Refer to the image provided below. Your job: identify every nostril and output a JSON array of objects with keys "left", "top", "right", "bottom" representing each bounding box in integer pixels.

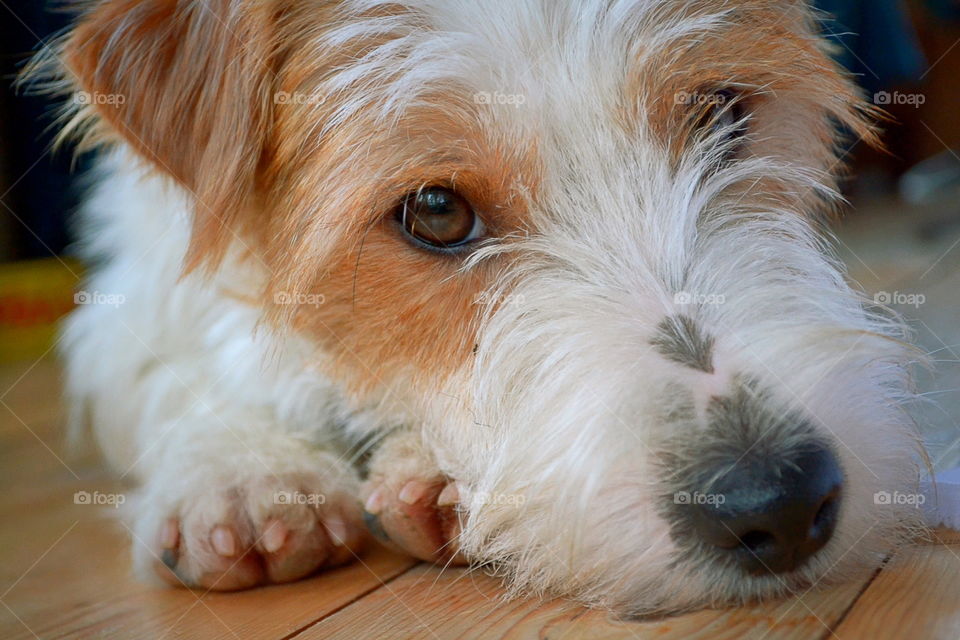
[
  {"left": 811, "top": 494, "right": 840, "bottom": 539},
  {"left": 738, "top": 530, "right": 776, "bottom": 554}
]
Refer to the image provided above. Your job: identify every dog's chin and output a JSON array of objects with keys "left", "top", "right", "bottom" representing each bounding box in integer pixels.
[{"left": 453, "top": 486, "right": 921, "bottom": 617}]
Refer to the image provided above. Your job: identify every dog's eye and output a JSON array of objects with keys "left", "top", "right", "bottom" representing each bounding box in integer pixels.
[
  {"left": 395, "top": 187, "right": 483, "bottom": 250},
  {"left": 695, "top": 89, "right": 746, "bottom": 148}
]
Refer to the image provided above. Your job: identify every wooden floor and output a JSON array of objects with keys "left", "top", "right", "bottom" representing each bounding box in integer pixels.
[{"left": 3, "top": 198, "right": 960, "bottom": 639}]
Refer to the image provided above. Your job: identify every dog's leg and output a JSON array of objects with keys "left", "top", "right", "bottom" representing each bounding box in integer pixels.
[
  {"left": 360, "top": 430, "right": 466, "bottom": 565},
  {"left": 60, "top": 217, "right": 367, "bottom": 588},
  {"left": 128, "top": 413, "right": 366, "bottom": 590}
]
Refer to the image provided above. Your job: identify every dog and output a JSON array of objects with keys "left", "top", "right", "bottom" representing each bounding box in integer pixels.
[{"left": 34, "top": 0, "right": 925, "bottom": 616}]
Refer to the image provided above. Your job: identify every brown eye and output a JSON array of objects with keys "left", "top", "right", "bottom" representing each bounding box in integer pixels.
[
  {"left": 396, "top": 187, "right": 483, "bottom": 249},
  {"left": 699, "top": 89, "right": 746, "bottom": 145}
]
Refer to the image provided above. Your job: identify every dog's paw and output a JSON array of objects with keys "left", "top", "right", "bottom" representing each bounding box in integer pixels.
[
  {"left": 360, "top": 431, "right": 466, "bottom": 565},
  {"left": 144, "top": 474, "right": 365, "bottom": 590}
]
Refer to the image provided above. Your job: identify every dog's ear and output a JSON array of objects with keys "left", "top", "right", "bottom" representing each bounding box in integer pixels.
[{"left": 59, "top": 0, "right": 279, "bottom": 268}]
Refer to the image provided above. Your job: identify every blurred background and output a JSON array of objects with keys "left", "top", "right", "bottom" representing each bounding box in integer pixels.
[{"left": 0, "top": 0, "right": 959, "bottom": 459}]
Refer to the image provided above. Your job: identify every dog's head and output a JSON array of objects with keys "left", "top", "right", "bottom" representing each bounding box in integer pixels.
[{"left": 50, "top": 0, "right": 924, "bottom": 615}]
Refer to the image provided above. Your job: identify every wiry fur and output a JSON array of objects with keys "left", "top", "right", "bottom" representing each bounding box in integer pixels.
[{"left": 32, "top": 0, "right": 925, "bottom": 614}]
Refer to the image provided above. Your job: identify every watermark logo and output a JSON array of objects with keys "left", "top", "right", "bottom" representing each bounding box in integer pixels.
[
  {"left": 874, "top": 291, "right": 925, "bottom": 309},
  {"left": 674, "top": 91, "right": 728, "bottom": 106},
  {"left": 274, "top": 91, "right": 326, "bottom": 106},
  {"left": 874, "top": 491, "right": 925, "bottom": 506},
  {"left": 473, "top": 91, "right": 526, "bottom": 108},
  {"left": 474, "top": 491, "right": 526, "bottom": 507},
  {"left": 873, "top": 91, "right": 925, "bottom": 108},
  {"left": 273, "top": 291, "right": 326, "bottom": 308},
  {"left": 74, "top": 490, "right": 126, "bottom": 508},
  {"left": 473, "top": 292, "right": 526, "bottom": 307},
  {"left": 674, "top": 291, "right": 726, "bottom": 306},
  {"left": 74, "top": 290, "right": 126, "bottom": 308},
  {"left": 674, "top": 490, "right": 727, "bottom": 506},
  {"left": 273, "top": 490, "right": 326, "bottom": 506},
  {"left": 74, "top": 91, "right": 126, "bottom": 108}
]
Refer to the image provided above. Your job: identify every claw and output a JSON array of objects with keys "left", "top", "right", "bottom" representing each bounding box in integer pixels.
[
  {"left": 324, "top": 514, "right": 349, "bottom": 546},
  {"left": 364, "top": 486, "right": 386, "bottom": 515},
  {"left": 437, "top": 483, "right": 460, "bottom": 507},
  {"left": 211, "top": 525, "right": 238, "bottom": 557},
  {"left": 398, "top": 480, "right": 431, "bottom": 505},
  {"left": 159, "top": 518, "right": 179, "bottom": 550},
  {"left": 161, "top": 548, "right": 179, "bottom": 570},
  {"left": 261, "top": 519, "right": 288, "bottom": 554},
  {"left": 363, "top": 510, "right": 391, "bottom": 542}
]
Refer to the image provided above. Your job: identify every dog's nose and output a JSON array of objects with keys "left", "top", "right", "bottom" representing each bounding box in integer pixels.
[{"left": 688, "top": 444, "right": 843, "bottom": 575}]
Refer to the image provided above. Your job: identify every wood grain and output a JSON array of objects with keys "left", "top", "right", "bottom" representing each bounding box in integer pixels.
[
  {"left": 0, "top": 358, "right": 417, "bottom": 640},
  {"left": 0, "top": 486, "right": 417, "bottom": 640},
  {"left": 304, "top": 564, "right": 875, "bottom": 640},
  {"left": 831, "top": 540, "right": 960, "bottom": 640}
]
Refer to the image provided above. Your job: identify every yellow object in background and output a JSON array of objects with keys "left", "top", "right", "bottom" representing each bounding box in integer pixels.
[{"left": 0, "top": 258, "right": 80, "bottom": 363}]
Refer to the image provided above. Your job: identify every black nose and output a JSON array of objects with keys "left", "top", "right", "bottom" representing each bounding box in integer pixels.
[{"left": 687, "top": 444, "right": 843, "bottom": 575}]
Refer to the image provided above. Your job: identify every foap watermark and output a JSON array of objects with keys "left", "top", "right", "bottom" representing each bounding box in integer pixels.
[
  {"left": 74, "top": 90, "right": 126, "bottom": 108},
  {"left": 674, "top": 291, "right": 726, "bottom": 307},
  {"left": 273, "top": 490, "right": 326, "bottom": 506},
  {"left": 75, "top": 290, "right": 126, "bottom": 308},
  {"left": 874, "top": 291, "right": 925, "bottom": 309},
  {"left": 674, "top": 90, "right": 728, "bottom": 106},
  {"left": 74, "top": 490, "right": 126, "bottom": 508},
  {"left": 473, "top": 91, "right": 526, "bottom": 108},
  {"left": 873, "top": 91, "right": 925, "bottom": 108},
  {"left": 274, "top": 291, "right": 327, "bottom": 308},
  {"left": 873, "top": 491, "right": 925, "bottom": 507},
  {"left": 274, "top": 91, "right": 326, "bottom": 106},
  {"left": 474, "top": 491, "right": 526, "bottom": 507},
  {"left": 674, "top": 490, "right": 727, "bottom": 506},
  {"left": 473, "top": 291, "right": 526, "bottom": 307}
]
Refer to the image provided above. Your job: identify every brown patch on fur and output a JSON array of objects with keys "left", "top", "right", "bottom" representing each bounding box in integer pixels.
[
  {"left": 265, "top": 98, "right": 540, "bottom": 395},
  {"left": 57, "top": 0, "right": 294, "bottom": 270},
  {"left": 628, "top": 0, "right": 880, "bottom": 212},
  {"left": 242, "top": 4, "right": 541, "bottom": 395}
]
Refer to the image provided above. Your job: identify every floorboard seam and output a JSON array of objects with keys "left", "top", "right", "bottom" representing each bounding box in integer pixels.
[
  {"left": 822, "top": 557, "right": 888, "bottom": 639},
  {"left": 279, "top": 562, "right": 423, "bottom": 640}
]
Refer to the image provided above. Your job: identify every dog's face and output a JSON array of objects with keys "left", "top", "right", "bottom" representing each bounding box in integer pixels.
[{"left": 57, "top": 0, "right": 923, "bottom": 614}]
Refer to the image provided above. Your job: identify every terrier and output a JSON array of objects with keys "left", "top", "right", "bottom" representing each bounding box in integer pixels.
[{"left": 38, "top": 0, "right": 924, "bottom": 615}]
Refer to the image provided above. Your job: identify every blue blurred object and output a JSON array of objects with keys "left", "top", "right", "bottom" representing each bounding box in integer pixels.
[
  {"left": 926, "top": 0, "right": 960, "bottom": 20},
  {"left": 1, "top": 1, "right": 81, "bottom": 260},
  {"left": 815, "top": 0, "right": 926, "bottom": 92}
]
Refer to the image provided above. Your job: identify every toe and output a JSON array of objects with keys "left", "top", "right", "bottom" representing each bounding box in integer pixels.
[
  {"left": 170, "top": 522, "right": 264, "bottom": 591},
  {"left": 365, "top": 479, "right": 465, "bottom": 564},
  {"left": 194, "top": 548, "right": 264, "bottom": 591},
  {"left": 153, "top": 518, "right": 188, "bottom": 587},
  {"left": 322, "top": 504, "right": 366, "bottom": 566},
  {"left": 258, "top": 519, "right": 330, "bottom": 584},
  {"left": 255, "top": 501, "right": 366, "bottom": 583}
]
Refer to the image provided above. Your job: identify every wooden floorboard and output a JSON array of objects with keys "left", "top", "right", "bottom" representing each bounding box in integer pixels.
[
  {"left": 830, "top": 542, "right": 960, "bottom": 640},
  {"left": 304, "top": 564, "right": 876, "bottom": 640}
]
